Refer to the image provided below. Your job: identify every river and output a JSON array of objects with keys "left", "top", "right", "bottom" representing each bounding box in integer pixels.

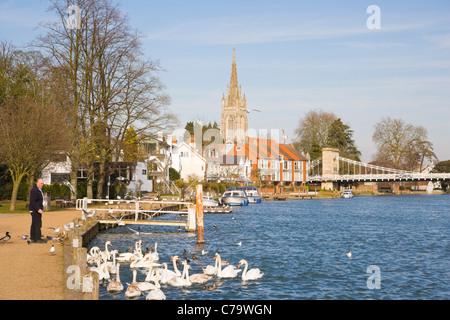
[{"left": 87, "top": 194, "right": 449, "bottom": 300}]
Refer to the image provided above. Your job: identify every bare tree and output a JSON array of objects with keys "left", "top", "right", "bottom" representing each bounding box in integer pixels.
[
  {"left": 372, "top": 117, "right": 434, "bottom": 170},
  {"left": 37, "top": 0, "right": 176, "bottom": 199},
  {"left": 0, "top": 97, "right": 69, "bottom": 210}
]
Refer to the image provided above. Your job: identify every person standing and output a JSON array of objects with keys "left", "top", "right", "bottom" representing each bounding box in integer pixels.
[{"left": 28, "top": 178, "right": 47, "bottom": 243}]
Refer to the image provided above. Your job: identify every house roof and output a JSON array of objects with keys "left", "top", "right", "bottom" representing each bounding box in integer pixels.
[{"left": 223, "top": 137, "right": 307, "bottom": 162}]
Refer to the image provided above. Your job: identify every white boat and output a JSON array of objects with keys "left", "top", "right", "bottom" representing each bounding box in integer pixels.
[
  {"left": 341, "top": 190, "right": 354, "bottom": 198},
  {"left": 203, "top": 196, "right": 219, "bottom": 207},
  {"left": 221, "top": 190, "right": 249, "bottom": 206},
  {"left": 227, "top": 187, "right": 262, "bottom": 204}
]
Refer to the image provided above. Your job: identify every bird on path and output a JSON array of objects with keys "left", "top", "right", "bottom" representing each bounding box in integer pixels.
[
  {"left": 18, "top": 235, "right": 29, "bottom": 240},
  {"left": 50, "top": 245, "right": 56, "bottom": 255},
  {"left": 0, "top": 232, "right": 11, "bottom": 244}
]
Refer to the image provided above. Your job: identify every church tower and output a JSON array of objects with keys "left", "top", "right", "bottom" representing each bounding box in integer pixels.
[{"left": 220, "top": 48, "right": 248, "bottom": 143}]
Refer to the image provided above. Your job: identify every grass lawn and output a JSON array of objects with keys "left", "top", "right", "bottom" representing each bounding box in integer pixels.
[{"left": 0, "top": 200, "right": 31, "bottom": 214}]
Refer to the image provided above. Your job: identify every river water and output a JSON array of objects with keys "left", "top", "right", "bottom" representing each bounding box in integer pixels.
[{"left": 88, "top": 194, "right": 449, "bottom": 300}]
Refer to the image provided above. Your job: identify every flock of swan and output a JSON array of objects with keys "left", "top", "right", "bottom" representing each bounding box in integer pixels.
[{"left": 87, "top": 240, "right": 264, "bottom": 300}]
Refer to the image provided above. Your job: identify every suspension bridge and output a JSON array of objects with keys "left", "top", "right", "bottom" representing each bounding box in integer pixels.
[{"left": 308, "top": 148, "right": 450, "bottom": 190}]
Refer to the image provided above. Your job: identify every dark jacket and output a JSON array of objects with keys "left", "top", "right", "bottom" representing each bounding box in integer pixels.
[{"left": 29, "top": 186, "right": 44, "bottom": 213}]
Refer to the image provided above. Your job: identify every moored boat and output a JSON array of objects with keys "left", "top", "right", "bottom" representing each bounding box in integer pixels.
[
  {"left": 227, "top": 186, "right": 262, "bottom": 204},
  {"left": 203, "top": 196, "right": 219, "bottom": 207},
  {"left": 341, "top": 190, "right": 354, "bottom": 198},
  {"left": 221, "top": 190, "right": 249, "bottom": 206}
]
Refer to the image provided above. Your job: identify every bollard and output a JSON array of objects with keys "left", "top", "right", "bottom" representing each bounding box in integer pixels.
[{"left": 195, "top": 184, "right": 204, "bottom": 243}]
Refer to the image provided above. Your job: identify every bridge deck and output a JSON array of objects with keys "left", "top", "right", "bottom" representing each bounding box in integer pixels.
[{"left": 98, "top": 219, "right": 186, "bottom": 227}]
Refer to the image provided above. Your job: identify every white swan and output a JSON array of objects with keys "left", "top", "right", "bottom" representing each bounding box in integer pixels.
[
  {"left": 159, "top": 262, "right": 178, "bottom": 284},
  {"left": 137, "top": 258, "right": 157, "bottom": 291},
  {"left": 146, "top": 268, "right": 166, "bottom": 300},
  {"left": 238, "top": 259, "right": 263, "bottom": 281},
  {"left": 125, "top": 268, "right": 141, "bottom": 299},
  {"left": 202, "top": 256, "right": 219, "bottom": 276},
  {"left": 89, "top": 256, "right": 110, "bottom": 281},
  {"left": 106, "top": 250, "right": 118, "bottom": 274},
  {"left": 87, "top": 246, "right": 101, "bottom": 264},
  {"left": 103, "top": 241, "right": 113, "bottom": 260},
  {"left": 171, "top": 255, "right": 182, "bottom": 277},
  {"left": 215, "top": 253, "right": 241, "bottom": 278},
  {"left": 168, "top": 260, "right": 192, "bottom": 287},
  {"left": 107, "top": 262, "right": 124, "bottom": 293},
  {"left": 117, "top": 240, "right": 143, "bottom": 262},
  {"left": 346, "top": 250, "right": 352, "bottom": 258},
  {"left": 147, "top": 242, "right": 159, "bottom": 261}
]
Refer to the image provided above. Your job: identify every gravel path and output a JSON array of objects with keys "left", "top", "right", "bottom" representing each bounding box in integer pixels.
[{"left": 0, "top": 210, "right": 82, "bottom": 300}]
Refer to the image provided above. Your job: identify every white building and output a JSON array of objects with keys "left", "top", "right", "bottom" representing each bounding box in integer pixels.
[{"left": 177, "top": 141, "right": 206, "bottom": 181}]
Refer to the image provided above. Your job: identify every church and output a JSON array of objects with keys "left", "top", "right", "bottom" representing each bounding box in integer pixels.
[
  {"left": 214, "top": 49, "right": 308, "bottom": 186},
  {"left": 220, "top": 48, "right": 248, "bottom": 143}
]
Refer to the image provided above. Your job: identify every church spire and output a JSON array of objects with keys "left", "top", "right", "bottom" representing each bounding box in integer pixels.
[
  {"left": 228, "top": 47, "right": 239, "bottom": 105},
  {"left": 230, "top": 47, "right": 238, "bottom": 90}
]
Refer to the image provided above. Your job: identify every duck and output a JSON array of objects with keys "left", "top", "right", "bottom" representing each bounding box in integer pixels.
[
  {"left": 202, "top": 283, "right": 216, "bottom": 290},
  {"left": 201, "top": 249, "right": 209, "bottom": 255},
  {"left": 215, "top": 253, "right": 241, "bottom": 278},
  {"left": 346, "top": 250, "right": 352, "bottom": 259},
  {"left": 107, "top": 263, "right": 124, "bottom": 293},
  {"left": 50, "top": 245, "right": 55, "bottom": 255},
  {"left": 125, "top": 268, "right": 141, "bottom": 299},
  {"left": 146, "top": 268, "right": 166, "bottom": 300},
  {"left": 238, "top": 259, "right": 264, "bottom": 281},
  {"left": 0, "top": 232, "right": 11, "bottom": 243}
]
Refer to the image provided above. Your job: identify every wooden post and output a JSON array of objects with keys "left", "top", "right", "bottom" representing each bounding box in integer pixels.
[{"left": 195, "top": 184, "right": 204, "bottom": 243}]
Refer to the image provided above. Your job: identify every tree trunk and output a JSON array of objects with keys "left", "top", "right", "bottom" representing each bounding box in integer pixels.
[{"left": 9, "top": 170, "right": 25, "bottom": 212}]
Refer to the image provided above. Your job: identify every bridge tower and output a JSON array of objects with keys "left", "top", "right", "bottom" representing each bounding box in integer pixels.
[{"left": 321, "top": 148, "right": 340, "bottom": 190}]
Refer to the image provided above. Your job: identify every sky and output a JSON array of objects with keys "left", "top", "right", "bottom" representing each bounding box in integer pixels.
[{"left": 1, "top": 0, "right": 449, "bottom": 163}]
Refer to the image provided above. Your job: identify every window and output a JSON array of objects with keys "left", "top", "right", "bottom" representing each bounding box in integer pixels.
[
  {"left": 142, "top": 169, "right": 147, "bottom": 175},
  {"left": 181, "top": 151, "right": 189, "bottom": 158}
]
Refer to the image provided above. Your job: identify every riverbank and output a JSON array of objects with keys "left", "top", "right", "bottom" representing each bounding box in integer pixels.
[{"left": 0, "top": 209, "right": 82, "bottom": 300}]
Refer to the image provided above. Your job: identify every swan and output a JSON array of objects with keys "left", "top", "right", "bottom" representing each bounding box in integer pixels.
[
  {"left": 125, "top": 268, "right": 141, "bottom": 299},
  {"left": 117, "top": 240, "right": 143, "bottom": 262},
  {"left": 168, "top": 260, "right": 192, "bottom": 287},
  {"left": 170, "top": 255, "right": 182, "bottom": 277},
  {"left": 238, "top": 259, "right": 263, "bottom": 281},
  {"left": 146, "top": 268, "right": 166, "bottom": 300},
  {"left": 103, "top": 241, "right": 113, "bottom": 260},
  {"left": 159, "top": 262, "right": 178, "bottom": 284},
  {"left": 346, "top": 250, "right": 352, "bottom": 258},
  {"left": 89, "top": 256, "right": 110, "bottom": 281},
  {"left": 202, "top": 256, "right": 219, "bottom": 276},
  {"left": 215, "top": 253, "right": 241, "bottom": 278},
  {"left": 137, "top": 258, "right": 157, "bottom": 291},
  {"left": 106, "top": 250, "right": 118, "bottom": 274},
  {"left": 148, "top": 242, "right": 159, "bottom": 261},
  {"left": 189, "top": 272, "right": 212, "bottom": 284},
  {"left": 107, "top": 263, "right": 124, "bottom": 293},
  {"left": 87, "top": 246, "right": 101, "bottom": 264}
]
